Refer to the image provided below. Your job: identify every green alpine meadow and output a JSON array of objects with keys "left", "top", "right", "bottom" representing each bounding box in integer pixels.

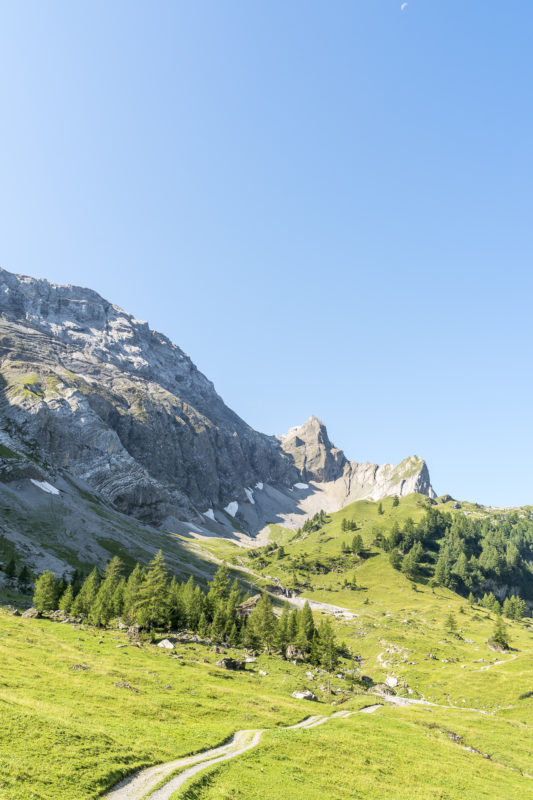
[{"left": 1, "top": 3, "right": 533, "bottom": 798}]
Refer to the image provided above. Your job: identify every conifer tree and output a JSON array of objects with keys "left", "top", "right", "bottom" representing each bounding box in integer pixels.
[
  {"left": 197, "top": 612, "right": 209, "bottom": 638},
  {"left": 71, "top": 568, "right": 100, "bottom": 618},
  {"left": 210, "top": 603, "right": 226, "bottom": 642},
  {"left": 133, "top": 550, "right": 170, "bottom": 630},
  {"left": 17, "top": 565, "right": 31, "bottom": 592},
  {"left": 33, "top": 570, "right": 59, "bottom": 612},
  {"left": 445, "top": 612, "right": 457, "bottom": 635},
  {"left": 123, "top": 563, "right": 144, "bottom": 621},
  {"left": 90, "top": 557, "right": 124, "bottom": 626},
  {"left": 207, "top": 564, "right": 231, "bottom": 614},
  {"left": 287, "top": 609, "right": 298, "bottom": 643},
  {"left": 59, "top": 583, "right": 74, "bottom": 613},
  {"left": 492, "top": 615, "right": 510, "bottom": 649},
  {"left": 248, "top": 592, "right": 277, "bottom": 652},
  {"left": 300, "top": 601, "right": 315, "bottom": 643},
  {"left": 5, "top": 556, "right": 16, "bottom": 581},
  {"left": 318, "top": 618, "right": 338, "bottom": 672},
  {"left": 392, "top": 495, "right": 400, "bottom": 507},
  {"left": 276, "top": 604, "right": 290, "bottom": 652}
]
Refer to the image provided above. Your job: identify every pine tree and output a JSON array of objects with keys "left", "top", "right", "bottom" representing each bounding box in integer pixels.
[
  {"left": 378, "top": 502, "right": 384, "bottom": 515},
  {"left": 89, "top": 557, "right": 124, "bottom": 626},
  {"left": 33, "top": 570, "right": 59, "bottom": 612},
  {"left": 207, "top": 564, "right": 231, "bottom": 614},
  {"left": 71, "top": 568, "right": 100, "bottom": 618},
  {"left": 248, "top": 593, "right": 277, "bottom": 652},
  {"left": 5, "top": 556, "right": 16, "bottom": 581},
  {"left": 300, "top": 601, "right": 315, "bottom": 644},
  {"left": 351, "top": 534, "right": 363, "bottom": 555},
  {"left": 197, "top": 612, "right": 209, "bottom": 638},
  {"left": 210, "top": 602, "right": 226, "bottom": 642},
  {"left": 133, "top": 550, "right": 170, "bottom": 630},
  {"left": 468, "top": 592, "right": 475, "bottom": 606},
  {"left": 318, "top": 618, "right": 338, "bottom": 673},
  {"left": 228, "top": 622, "right": 240, "bottom": 646},
  {"left": 502, "top": 597, "right": 513, "bottom": 618},
  {"left": 276, "top": 605, "right": 290, "bottom": 652},
  {"left": 445, "top": 612, "right": 457, "bottom": 635},
  {"left": 17, "top": 565, "right": 31, "bottom": 592},
  {"left": 309, "top": 632, "right": 321, "bottom": 666},
  {"left": 123, "top": 564, "right": 144, "bottom": 621},
  {"left": 492, "top": 615, "right": 510, "bottom": 649},
  {"left": 392, "top": 495, "right": 400, "bottom": 507},
  {"left": 287, "top": 609, "right": 298, "bottom": 643},
  {"left": 389, "top": 549, "right": 402, "bottom": 570},
  {"left": 59, "top": 584, "right": 74, "bottom": 613}
]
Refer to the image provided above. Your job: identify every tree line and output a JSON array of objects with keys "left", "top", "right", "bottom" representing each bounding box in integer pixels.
[
  {"left": 32, "top": 552, "right": 340, "bottom": 671},
  {"left": 384, "top": 507, "right": 533, "bottom": 608}
]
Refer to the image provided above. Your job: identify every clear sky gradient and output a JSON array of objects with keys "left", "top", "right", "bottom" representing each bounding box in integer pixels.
[{"left": 0, "top": 1, "right": 531, "bottom": 506}]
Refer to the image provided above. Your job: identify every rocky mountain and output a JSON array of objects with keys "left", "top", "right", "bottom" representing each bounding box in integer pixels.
[{"left": 0, "top": 267, "right": 435, "bottom": 570}]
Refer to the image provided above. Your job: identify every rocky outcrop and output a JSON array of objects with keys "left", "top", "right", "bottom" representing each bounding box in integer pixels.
[
  {"left": 0, "top": 268, "right": 298, "bottom": 525},
  {"left": 279, "top": 416, "right": 346, "bottom": 482},
  {"left": 0, "top": 267, "right": 436, "bottom": 541}
]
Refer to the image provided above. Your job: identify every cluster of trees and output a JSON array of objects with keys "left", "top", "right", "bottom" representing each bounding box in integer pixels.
[
  {"left": 296, "top": 510, "right": 329, "bottom": 537},
  {"left": 1, "top": 556, "right": 32, "bottom": 592},
  {"left": 32, "top": 552, "right": 341, "bottom": 670},
  {"left": 471, "top": 591, "right": 527, "bottom": 620},
  {"left": 341, "top": 534, "right": 364, "bottom": 556},
  {"left": 384, "top": 508, "right": 532, "bottom": 609},
  {"left": 341, "top": 518, "right": 359, "bottom": 532}
]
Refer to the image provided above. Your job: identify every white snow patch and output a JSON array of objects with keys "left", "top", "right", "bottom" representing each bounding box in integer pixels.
[
  {"left": 224, "top": 501, "right": 239, "bottom": 517},
  {"left": 294, "top": 482, "right": 309, "bottom": 490},
  {"left": 245, "top": 487, "right": 255, "bottom": 504},
  {"left": 30, "top": 480, "right": 60, "bottom": 496},
  {"left": 255, "top": 482, "right": 264, "bottom": 490},
  {"left": 204, "top": 508, "right": 216, "bottom": 521}
]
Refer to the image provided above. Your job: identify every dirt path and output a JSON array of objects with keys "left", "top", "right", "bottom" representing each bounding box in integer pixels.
[{"left": 103, "top": 707, "right": 381, "bottom": 800}]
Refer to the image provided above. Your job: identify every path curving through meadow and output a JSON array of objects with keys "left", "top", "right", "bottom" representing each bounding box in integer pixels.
[{"left": 103, "top": 706, "right": 381, "bottom": 800}]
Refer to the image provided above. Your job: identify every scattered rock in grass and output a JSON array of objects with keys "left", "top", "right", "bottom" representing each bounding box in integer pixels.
[
  {"left": 216, "top": 657, "right": 245, "bottom": 671},
  {"left": 286, "top": 644, "right": 305, "bottom": 661},
  {"left": 427, "top": 653, "right": 437, "bottom": 660},
  {"left": 69, "top": 664, "right": 90, "bottom": 671},
  {"left": 157, "top": 639, "right": 174, "bottom": 650},
  {"left": 114, "top": 681, "right": 138, "bottom": 692},
  {"left": 292, "top": 690, "right": 317, "bottom": 701},
  {"left": 10, "top": 608, "right": 20, "bottom": 616},
  {"left": 306, "top": 671, "right": 315, "bottom": 680},
  {"left": 21, "top": 608, "right": 41, "bottom": 619},
  {"left": 385, "top": 676, "right": 398, "bottom": 688},
  {"left": 164, "top": 685, "right": 172, "bottom": 690},
  {"left": 127, "top": 625, "right": 140, "bottom": 640},
  {"left": 259, "top": 670, "right": 267, "bottom": 675}
]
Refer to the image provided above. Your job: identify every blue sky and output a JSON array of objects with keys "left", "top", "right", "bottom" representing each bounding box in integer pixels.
[{"left": 0, "top": 1, "right": 532, "bottom": 506}]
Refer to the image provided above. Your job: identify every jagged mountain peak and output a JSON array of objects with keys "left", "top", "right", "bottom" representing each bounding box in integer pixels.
[
  {"left": 279, "top": 416, "right": 346, "bottom": 483},
  {"left": 0, "top": 265, "right": 436, "bottom": 563}
]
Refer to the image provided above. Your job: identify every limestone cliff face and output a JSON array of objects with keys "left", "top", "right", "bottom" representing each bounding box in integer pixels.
[
  {"left": 279, "top": 416, "right": 346, "bottom": 482},
  {"left": 279, "top": 416, "right": 436, "bottom": 505},
  {"left": 0, "top": 268, "right": 435, "bottom": 533},
  {"left": 0, "top": 268, "right": 297, "bottom": 524}
]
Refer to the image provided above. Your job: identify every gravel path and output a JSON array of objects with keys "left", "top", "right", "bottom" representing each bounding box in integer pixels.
[{"left": 103, "top": 707, "right": 381, "bottom": 800}]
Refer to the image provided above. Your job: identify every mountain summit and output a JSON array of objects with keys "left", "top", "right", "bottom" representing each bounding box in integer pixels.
[{"left": 0, "top": 267, "right": 435, "bottom": 561}]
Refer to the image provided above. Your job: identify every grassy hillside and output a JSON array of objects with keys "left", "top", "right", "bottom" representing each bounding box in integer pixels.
[{"left": 1, "top": 494, "right": 532, "bottom": 799}]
